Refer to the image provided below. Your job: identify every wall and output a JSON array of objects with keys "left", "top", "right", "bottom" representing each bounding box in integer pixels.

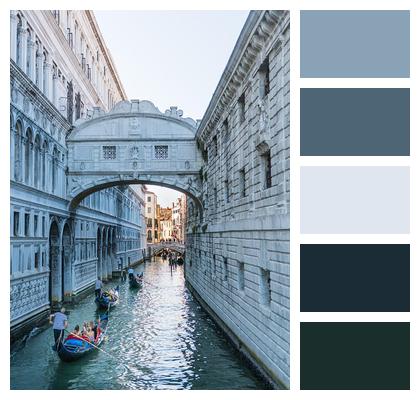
[{"left": 185, "top": 10, "right": 290, "bottom": 388}]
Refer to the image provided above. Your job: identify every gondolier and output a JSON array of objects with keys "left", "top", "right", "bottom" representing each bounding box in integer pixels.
[
  {"left": 128, "top": 267, "right": 134, "bottom": 280},
  {"left": 49, "top": 307, "right": 68, "bottom": 351},
  {"left": 95, "top": 277, "right": 103, "bottom": 298}
]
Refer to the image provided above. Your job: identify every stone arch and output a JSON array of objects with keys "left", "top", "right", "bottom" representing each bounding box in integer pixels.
[
  {"left": 13, "top": 119, "right": 23, "bottom": 182},
  {"left": 61, "top": 222, "right": 73, "bottom": 302},
  {"left": 48, "top": 219, "right": 60, "bottom": 304}
]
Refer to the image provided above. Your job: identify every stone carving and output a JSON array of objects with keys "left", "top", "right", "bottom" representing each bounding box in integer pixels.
[
  {"left": 257, "top": 99, "right": 269, "bottom": 133},
  {"left": 132, "top": 161, "right": 138, "bottom": 169},
  {"left": 185, "top": 160, "right": 190, "bottom": 170},
  {"left": 10, "top": 275, "right": 49, "bottom": 321},
  {"left": 129, "top": 117, "right": 140, "bottom": 130},
  {"left": 130, "top": 146, "right": 139, "bottom": 159}
]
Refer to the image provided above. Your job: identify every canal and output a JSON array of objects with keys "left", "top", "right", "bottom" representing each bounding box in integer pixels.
[{"left": 10, "top": 257, "right": 268, "bottom": 389}]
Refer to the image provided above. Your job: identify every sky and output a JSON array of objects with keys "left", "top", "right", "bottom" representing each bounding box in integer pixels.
[{"left": 94, "top": 11, "right": 249, "bottom": 206}]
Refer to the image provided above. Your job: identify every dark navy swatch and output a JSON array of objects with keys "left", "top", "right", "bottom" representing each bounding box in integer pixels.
[
  {"left": 300, "top": 322, "right": 410, "bottom": 390},
  {"left": 300, "top": 88, "right": 410, "bottom": 156},
  {"left": 300, "top": 244, "right": 410, "bottom": 312},
  {"left": 301, "top": 11, "right": 410, "bottom": 78}
]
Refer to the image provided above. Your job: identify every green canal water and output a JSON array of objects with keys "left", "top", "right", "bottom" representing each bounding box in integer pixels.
[{"left": 10, "top": 258, "right": 268, "bottom": 389}]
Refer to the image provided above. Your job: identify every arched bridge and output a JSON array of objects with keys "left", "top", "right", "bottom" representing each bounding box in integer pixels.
[
  {"left": 148, "top": 243, "right": 185, "bottom": 256},
  {"left": 66, "top": 100, "right": 203, "bottom": 212}
]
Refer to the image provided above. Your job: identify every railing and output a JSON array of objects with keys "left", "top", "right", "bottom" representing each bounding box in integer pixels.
[{"left": 147, "top": 242, "right": 185, "bottom": 255}]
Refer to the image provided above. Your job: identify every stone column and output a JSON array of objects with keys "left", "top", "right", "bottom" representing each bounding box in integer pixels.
[
  {"left": 17, "top": 18, "right": 28, "bottom": 71},
  {"left": 27, "top": 39, "right": 36, "bottom": 81},
  {"left": 10, "top": 11, "right": 18, "bottom": 62},
  {"left": 43, "top": 53, "right": 52, "bottom": 100},
  {"left": 52, "top": 67, "right": 58, "bottom": 108},
  {"left": 35, "top": 46, "right": 43, "bottom": 89}
]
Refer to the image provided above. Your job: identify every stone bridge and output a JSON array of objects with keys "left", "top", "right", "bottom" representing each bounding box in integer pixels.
[
  {"left": 148, "top": 243, "right": 185, "bottom": 256},
  {"left": 66, "top": 100, "right": 204, "bottom": 212}
]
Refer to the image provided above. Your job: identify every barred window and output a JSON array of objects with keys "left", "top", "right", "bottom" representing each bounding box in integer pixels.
[
  {"left": 103, "top": 146, "right": 116, "bottom": 160},
  {"left": 154, "top": 145, "right": 169, "bottom": 159}
]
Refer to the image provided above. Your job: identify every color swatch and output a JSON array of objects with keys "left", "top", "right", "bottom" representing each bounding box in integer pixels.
[
  {"left": 300, "top": 322, "right": 410, "bottom": 390},
  {"left": 300, "top": 166, "right": 410, "bottom": 234},
  {"left": 300, "top": 88, "right": 410, "bottom": 156},
  {"left": 300, "top": 244, "right": 410, "bottom": 312},
  {"left": 300, "top": 10, "right": 410, "bottom": 77}
]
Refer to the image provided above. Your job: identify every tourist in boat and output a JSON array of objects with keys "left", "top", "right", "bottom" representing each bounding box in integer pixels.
[
  {"left": 65, "top": 325, "right": 81, "bottom": 341},
  {"left": 95, "top": 277, "right": 103, "bottom": 298},
  {"left": 89, "top": 320, "right": 99, "bottom": 341},
  {"left": 49, "top": 307, "right": 68, "bottom": 351},
  {"left": 128, "top": 267, "right": 134, "bottom": 280}
]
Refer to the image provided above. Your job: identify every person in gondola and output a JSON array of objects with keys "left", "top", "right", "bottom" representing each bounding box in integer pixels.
[
  {"left": 128, "top": 267, "right": 134, "bottom": 280},
  {"left": 49, "top": 307, "right": 68, "bottom": 351},
  {"left": 95, "top": 277, "right": 103, "bottom": 298}
]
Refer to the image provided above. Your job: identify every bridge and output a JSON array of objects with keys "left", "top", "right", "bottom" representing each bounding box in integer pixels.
[
  {"left": 66, "top": 100, "right": 204, "bottom": 213},
  {"left": 147, "top": 243, "right": 186, "bottom": 257}
]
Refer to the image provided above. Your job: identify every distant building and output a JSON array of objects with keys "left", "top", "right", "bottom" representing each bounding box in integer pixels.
[
  {"left": 158, "top": 207, "right": 173, "bottom": 241},
  {"left": 145, "top": 191, "right": 158, "bottom": 243},
  {"left": 172, "top": 195, "right": 186, "bottom": 243}
]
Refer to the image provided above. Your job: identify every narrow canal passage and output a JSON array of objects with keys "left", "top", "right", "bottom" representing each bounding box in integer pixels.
[{"left": 11, "top": 257, "right": 267, "bottom": 389}]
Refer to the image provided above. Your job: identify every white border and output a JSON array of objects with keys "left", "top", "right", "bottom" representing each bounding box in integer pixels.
[{"left": 1, "top": 1, "right": 419, "bottom": 399}]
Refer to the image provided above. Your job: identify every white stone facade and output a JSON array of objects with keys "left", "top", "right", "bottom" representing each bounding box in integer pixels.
[
  {"left": 10, "top": 10, "right": 145, "bottom": 333},
  {"left": 145, "top": 191, "right": 158, "bottom": 243},
  {"left": 185, "top": 11, "right": 290, "bottom": 388}
]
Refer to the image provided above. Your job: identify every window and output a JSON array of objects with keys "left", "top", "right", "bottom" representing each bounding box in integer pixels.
[
  {"left": 42, "top": 216, "right": 45, "bottom": 237},
  {"left": 147, "top": 196, "right": 151, "bottom": 202},
  {"left": 259, "top": 57, "right": 270, "bottom": 98},
  {"left": 147, "top": 207, "right": 151, "bottom": 214},
  {"left": 103, "top": 146, "right": 116, "bottom": 160},
  {"left": 225, "top": 179, "right": 230, "bottom": 204},
  {"left": 223, "top": 118, "right": 229, "bottom": 144},
  {"left": 260, "top": 268, "right": 271, "bottom": 306},
  {"left": 34, "top": 251, "right": 39, "bottom": 270},
  {"left": 213, "top": 254, "right": 217, "bottom": 277},
  {"left": 13, "top": 212, "right": 19, "bottom": 236},
  {"left": 238, "top": 262, "right": 245, "bottom": 291},
  {"left": 212, "top": 135, "right": 218, "bottom": 157},
  {"left": 262, "top": 150, "right": 272, "bottom": 189},
  {"left": 154, "top": 145, "right": 168, "bottom": 160},
  {"left": 34, "top": 215, "right": 38, "bottom": 237},
  {"left": 213, "top": 187, "right": 217, "bottom": 212},
  {"left": 239, "top": 168, "right": 246, "bottom": 198},
  {"left": 238, "top": 93, "right": 245, "bottom": 124},
  {"left": 24, "top": 213, "right": 30, "bottom": 236},
  {"left": 147, "top": 218, "right": 152, "bottom": 227},
  {"left": 223, "top": 257, "right": 228, "bottom": 281}
]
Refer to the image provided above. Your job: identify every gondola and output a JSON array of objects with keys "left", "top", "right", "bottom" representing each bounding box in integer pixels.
[
  {"left": 129, "top": 274, "right": 143, "bottom": 289},
  {"left": 95, "top": 286, "right": 119, "bottom": 310},
  {"left": 56, "top": 313, "right": 109, "bottom": 362}
]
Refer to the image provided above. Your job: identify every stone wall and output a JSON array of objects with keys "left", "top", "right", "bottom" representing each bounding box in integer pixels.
[{"left": 186, "top": 10, "right": 290, "bottom": 388}]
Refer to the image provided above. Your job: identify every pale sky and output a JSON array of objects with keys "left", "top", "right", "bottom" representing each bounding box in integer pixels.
[{"left": 95, "top": 10, "right": 249, "bottom": 205}]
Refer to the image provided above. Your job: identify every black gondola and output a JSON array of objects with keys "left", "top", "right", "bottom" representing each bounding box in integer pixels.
[
  {"left": 56, "top": 313, "right": 109, "bottom": 362},
  {"left": 95, "top": 286, "right": 119, "bottom": 310},
  {"left": 129, "top": 274, "right": 143, "bottom": 289}
]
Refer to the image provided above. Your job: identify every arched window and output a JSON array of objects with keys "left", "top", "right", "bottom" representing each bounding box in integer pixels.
[
  {"left": 26, "top": 29, "right": 32, "bottom": 75},
  {"left": 24, "top": 128, "right": 32, "bottom": 184},
  {"left": 14, "top": 120, "right": 22, "bottom": 182},
  {"left": 42, "top": 51, "right": 47, "bottom": 94},
  {"left": 42, "top": 140, "right": 47, "bottom": 190},
  {"left": 52, "top": 146, "right": 59, "bottom": 193},
  {"left": 33, "top": 135, "right": 41, "bottom": 188},
  {"left": 35, "top": 41, "right": 41, "bottom": 87}
]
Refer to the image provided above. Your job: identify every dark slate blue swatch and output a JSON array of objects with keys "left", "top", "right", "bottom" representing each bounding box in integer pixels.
[
  {"left": 300, "top": 88, "right": 410, "bottom": 156},
  {"left": 300, "top": 322, "right": 410, "bottom": 390},
  {"left": 301, "top": 10, "right": 410, "bottom": 77},
  {"left": 300, "top": 244, "right": 410, "bottom": 312}
]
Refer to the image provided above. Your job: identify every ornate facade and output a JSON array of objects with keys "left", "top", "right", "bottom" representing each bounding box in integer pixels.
[{"left": 10, "top": 10, "right": 146, "bottom": 335}]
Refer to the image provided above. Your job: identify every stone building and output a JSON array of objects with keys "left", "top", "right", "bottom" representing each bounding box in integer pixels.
[
  {"left": 185, "top": 11, "right": 290, "bottom": 388},
  {"left": 159, "top": 207, "right": 173, "bottom": 241},
  {"left": 172, "top": 195, "right": 186, "bottom": 243},
  {"left": 145, "top": 190, "right": 159, "bottom": 243},
  {"left": 10, "top": 10, "right": 146, "bottom": 337}
]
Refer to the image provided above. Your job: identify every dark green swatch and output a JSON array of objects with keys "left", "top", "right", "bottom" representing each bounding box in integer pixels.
[
  {"left": 300, "top": 88, "right": 410, "bottom": 156},
  {"left": 300, "top": 322, "right": 410, "bottom": 390}
]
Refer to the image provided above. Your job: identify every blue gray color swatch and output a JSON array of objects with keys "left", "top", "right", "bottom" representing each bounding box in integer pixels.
[
  {"left": 300, "top": 167, "right": 410, "bottom": 234},
  {"left": 300, "top": 10, "right": 410, "bottom": 78},
  {"left": 300, "top": 88, "right": 410, "bottom": 156}
]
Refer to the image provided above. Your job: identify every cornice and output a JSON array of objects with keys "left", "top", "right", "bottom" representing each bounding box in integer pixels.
[{"left": 196, "top": 10, "right": 288, "bottom": 145}]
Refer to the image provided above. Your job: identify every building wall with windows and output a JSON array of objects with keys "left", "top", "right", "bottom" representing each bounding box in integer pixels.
[
  {"left": 10, "top": 10, "right": 145, "bottom": 336},
  {"left": 172, "top": 195, "right": 186, "bottom": 243},
  {"left": 145, "top": 191, "right": 159, "bottom": 243},
  {"left": 185, "top": 11, "right": 290, "bottom": 388}
]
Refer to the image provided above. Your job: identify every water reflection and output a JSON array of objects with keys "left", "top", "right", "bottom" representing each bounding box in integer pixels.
[{"left": 11, "top": 258, "right": 268, "bottom": 390}]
